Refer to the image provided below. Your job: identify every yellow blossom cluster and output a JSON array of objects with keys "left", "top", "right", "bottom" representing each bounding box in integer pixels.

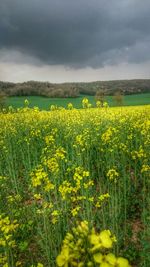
[
  {"left": 31, "top": 164, "right": 55, "bottom": 191},
  {"left": 56, "top": 221, "right": 130, "bottom": 267},
  {"left": 141, "top": 164, "right": 150, "bottom": 174},
  {"left": 106, "top": 169, "right": 119, "bottom": 183},
  {"left": 95, "top": 193, "right": 110, "bottom": 208},
  {"left": 0, "top": 215, "right": 19, "bottom": 247},
  {"left": 0, "top": 215, "right": 19, "bottom": 267}
]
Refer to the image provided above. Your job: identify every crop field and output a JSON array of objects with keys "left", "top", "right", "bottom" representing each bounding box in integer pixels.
[
  {"left": 0, "top": 103, "right": 150, "bottom": 267},
  {"left": 6, "top": 93, "right": 150, "bottom": 110}
]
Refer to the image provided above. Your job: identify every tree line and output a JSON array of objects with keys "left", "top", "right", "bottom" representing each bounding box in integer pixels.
[{"left": 0, "top": 79, "right": 150, "bottom": 98}]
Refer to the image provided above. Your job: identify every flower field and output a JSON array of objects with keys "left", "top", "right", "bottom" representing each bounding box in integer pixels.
[{"left": 0, "top": 104, "right": 150, "bottom": 267}]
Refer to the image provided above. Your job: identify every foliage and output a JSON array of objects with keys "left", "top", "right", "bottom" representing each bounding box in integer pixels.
[
  {"left": 113, "top": 91, "right": 124, "bottom": 106},
  {"left": 95, "top": 89, "right": 106, "bottom": 107},
  {"left": 0, "top": 79, "right": 150, "bottom": 97}
]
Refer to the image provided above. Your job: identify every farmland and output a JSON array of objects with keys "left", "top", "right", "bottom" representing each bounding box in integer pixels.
[
  {"left": 0, "top": 104, "right": 150, "bottom": 267},
  {"left": 5, "top": 93, "right": 150, "bottom": 110}
]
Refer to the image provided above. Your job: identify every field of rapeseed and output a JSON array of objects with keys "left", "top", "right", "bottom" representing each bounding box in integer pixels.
[{"left": 0, "top": 101, "right": 150, "bottom": 267}]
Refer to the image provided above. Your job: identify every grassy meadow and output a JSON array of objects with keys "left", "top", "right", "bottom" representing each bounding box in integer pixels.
[
  {"left": 6, "top": 93, "right": 150, "bottom": 110},
  {"left": 0, "top": 102, "right": 150, "bottom": 267}
]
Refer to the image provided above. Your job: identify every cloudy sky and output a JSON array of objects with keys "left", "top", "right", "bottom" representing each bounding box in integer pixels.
[{"left": 0, "top": 0, "right": 150, "bottom": 83}]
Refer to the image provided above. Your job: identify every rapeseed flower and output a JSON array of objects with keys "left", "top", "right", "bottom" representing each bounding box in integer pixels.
[
  {"left": 56, "top": 247, "right": 70, "bottom": 267},
  {"left": 107, "top": 169, "right": 119, "bottom": 183},
  {"left": 90, "top": 230, "right": 114, "bottom": 249},
  {"left": 56, "top": 221, "right": 130, "bottom": 267}
]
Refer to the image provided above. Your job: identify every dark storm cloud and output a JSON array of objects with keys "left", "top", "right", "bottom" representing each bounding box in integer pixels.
[{"left": 0, "top": 0, "right": 150, "bottom": 67}]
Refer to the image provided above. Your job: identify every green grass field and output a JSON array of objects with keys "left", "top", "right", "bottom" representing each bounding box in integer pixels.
[{"left": 6, "top": 93, "right": 150, "bottom": 110}]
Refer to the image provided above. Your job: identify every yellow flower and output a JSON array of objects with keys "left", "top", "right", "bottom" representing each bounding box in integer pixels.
[
  {"left": 93, "top": 253, "right": 111, "bottom": 267},
  {"left": 16, "top": 261, "right": 22, "bottom": 266},
  {"left": 90, "top": 233, "right": 100, "bottom": 245},
  {"left": 99, "top": 230, "right": 113, "bottom": 248},
  {"left": 24, "top": 99, "right": 29, "bottom": 106},
  {"left": 93, "top": 253, "right": 103, "bottom": 263},
  {"left": 51, "top": 210, "right": 60, "bottom": 224},
  {"left": 105, "top": 253, "right": 116, "bottom": 265},
  {"left": 0, "top": 239, "right": 6, "bottom": 246},
  {"left": 116, "top": 257, "right": 130, "bottom": 267},
  {"left": 96, "top": 100, "right": 102, "bottom": 108},
  {"left": 71, "top": 206, "right": 81, "bottom": 217},
  {"left": 44, "top": 180, "right": 55, "bottom": 191},
  {"left": 87, "top": 262, "right": 94, "bottom": 267},
  {"left": 103, "top": 102, "right": 109, "bottom": 108},
  {"left": 80, "top": 221, "right": 89, "bottom": 232},
  {"left": 34, "top": 193, "right": 42, "bottom": 200},
  {"left": 106, "top": 254, "right": 130, "bottom": 267},
  {"left": 94, "top": 253, "right": 130, "bottom": 267},
  {"left": 67, "top": 103, "right": 73, "bottom": 110},
  {"left": 52, "top": 210, "right": 59, "bottom": 216},
  {"left": 88, "top": 197, "right": 94, "bottom": 202},
  {"left": 90, "top": 230, "right": 114, "bottom": 251},
  {"left": 106, "top": 169, "right": 119, "bottom": 182},
  {"left": 37, "top": 263, "right": 44, "bottom": 267},
  {"left": 100, "top": 263, "right": 111, "bottom": 267},
  {"left": 82, "top": 98, "right": 89, "bottom": 108},
  {"left": 56, "top": 247, "right": 69, "bottom": 267},
  {"left": 141, "top": 164, "right": 150, "bottom": 173}
]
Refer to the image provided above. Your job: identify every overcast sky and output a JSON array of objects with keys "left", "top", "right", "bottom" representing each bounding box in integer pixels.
[{"left": 0, "top": 0, "right": 150, "bottom": 83}]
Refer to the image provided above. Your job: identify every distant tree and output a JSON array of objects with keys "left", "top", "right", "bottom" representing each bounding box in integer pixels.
[
  {"left": 0, "top": 79, "right": 150, "bottom": 98},
  {"left": 0, "top": 92, "right": 6, "bottom": 111},
  {"left": 95, "top": 89, "right": 105, "bottom": 106},
  {"left": 113, "top": 90, "right": 124, "bottom": 106},
  {"left": 56, "top": 89, "right": 64, "bottom": 98}
]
